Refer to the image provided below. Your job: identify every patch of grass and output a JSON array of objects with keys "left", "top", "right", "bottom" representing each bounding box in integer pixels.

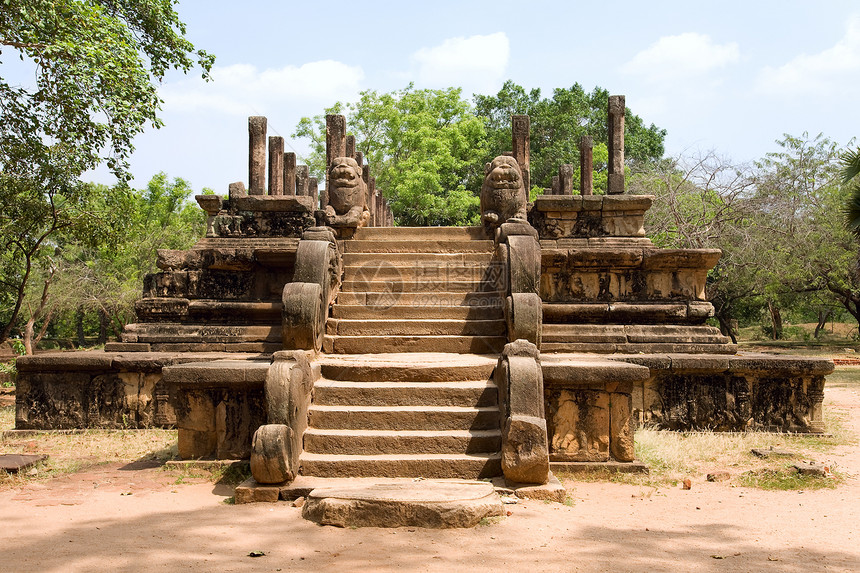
[
  {"left": 0, "top": 429, "right": 178, "bottom": 489},
  {"left": 563, "top": 496, "right": 575, "bottom": 507},
  {"left": 212, "top": 461, "right": 252, "bottom": 486},
  {"left": 0, "top": 405, "right": 14, "bottom": 430},
  {"left": 478, "top": 516, "right": 504, "bottom": 526},
  {"left": 738, "top": 467, "right": 843, "bottom": 490}
]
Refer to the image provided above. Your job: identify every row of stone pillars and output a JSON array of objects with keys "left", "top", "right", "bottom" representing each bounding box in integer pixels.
[
  {"left": 324, "top": 114, "right": 393, "bottom": 227},
  {"left": 520, "top": 94, "right": 626, "bottom": 197},
  {"left": 247, "top": 116, "right": 319, "bottom": 204}
]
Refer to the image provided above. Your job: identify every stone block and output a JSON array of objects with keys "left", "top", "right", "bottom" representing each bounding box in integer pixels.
[
  {"left": 610, "top": 393, "right": 634, "bottom": 462},
  {"left": 547, "top": 389, "right": 610, "bottom": 462},
  {"left": 501, "top": 414, "right": 550, "bottom": 484}
]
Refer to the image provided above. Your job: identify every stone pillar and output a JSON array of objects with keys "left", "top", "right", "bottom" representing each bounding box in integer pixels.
[
  {"left": 283, "top": 152, "right": 297, "bottom": 196},
  {"left": 346, "top": 135, "right": 356, "bottom": 159},
  {"left": 268, "top": 136, "right": 284, "bottom": 196},
  {"left": 248, "top": 116, "right": 267, "bottom": 195},
  {"left": 512, "top": 115, "right": 530, "bottom": 194},
  {"left": 551, "top": 175, "right": 560, "bottom": 195},
  {"left": 296, "top": 165, "right": 310, "bottom": 197},
  {"left": 355, "top": 151, "right": 364, "bottom": 174},
  {"left": 308, "top": 177, "right": 319, "bottom": 208},
  {"left": 558, "top": 164, "right": 573, "bottom": 196},
  {"left": 579, "top": 136, "right": 593, "bottom": 196},
  {"left": 369, "top": 177, "right": 377, "bottom": 226},
  {"left": 325, "top": 115, "right": 346, "bottom": 169},
  {"left": 607, "top": 95, "right": 625, "bottom": 195}
]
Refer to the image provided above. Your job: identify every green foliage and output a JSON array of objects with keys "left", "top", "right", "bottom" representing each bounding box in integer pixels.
[
  {"left": 842, "top": 147, "right": 860, "bottom": 237},
  {"left": 474, "top": 81, "right": 666, "bottom": 193},
  {"left": 293, "top": 85, "right": 486, "bottom": 226},
  {"left": 0, "top": 0, "right": 212, "bottom": 344}
]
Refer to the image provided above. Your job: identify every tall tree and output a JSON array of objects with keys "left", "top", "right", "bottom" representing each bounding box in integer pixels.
[{"left": 0, "top": 0, "right": 213, "bottom": 343}]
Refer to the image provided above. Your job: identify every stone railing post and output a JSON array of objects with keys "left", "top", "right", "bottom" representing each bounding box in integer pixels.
[{"left": 268, "top": 136, "right": 284, "bottom": 196}]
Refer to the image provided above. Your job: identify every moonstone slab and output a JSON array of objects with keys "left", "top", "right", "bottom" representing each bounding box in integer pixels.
[{"left": 302, "top": 480, "right": 504, "bottom": 528}]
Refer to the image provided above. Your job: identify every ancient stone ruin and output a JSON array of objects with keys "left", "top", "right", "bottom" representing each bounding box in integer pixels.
[{"left": 14, "top": 100, "right": 833, "bottom": 527}]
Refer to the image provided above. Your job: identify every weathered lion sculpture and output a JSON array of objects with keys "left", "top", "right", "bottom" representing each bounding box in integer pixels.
[
  {"left": 481, "top": 155, "right": 527, "bottom": 232},
  {"left": 324, "top": 156, "right": 369, "bottom": 228}
]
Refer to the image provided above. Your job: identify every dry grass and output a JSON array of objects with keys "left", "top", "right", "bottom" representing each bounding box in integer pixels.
[{"left": 0, "top": 423, "right": 178, "bottom": 489}]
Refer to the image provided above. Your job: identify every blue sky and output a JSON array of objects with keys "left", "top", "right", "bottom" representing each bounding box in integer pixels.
[{"left": 85, "top": 0, "right": 860, "bottom": 191}]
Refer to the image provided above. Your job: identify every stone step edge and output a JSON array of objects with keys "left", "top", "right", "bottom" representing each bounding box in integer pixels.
[
  {"left": 315, "top": 379, "right": 495, "bottom": 388},
  {"left": 309, "top": 405, "right": 499, "bottom": 413},
  {"left": 305, "top": 428, "right": 501, "bottom": 438}
]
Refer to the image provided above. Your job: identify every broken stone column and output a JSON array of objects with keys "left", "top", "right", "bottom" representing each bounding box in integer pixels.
[
  {"left": 346, "top": 135, "right": 355, "bottom": 159},
  {"left": 551, "top": 175, "right": 560, "bottom": 195},
  {"left": 283, "top": 152, "right": 297, "bottom": 196},
  {"left": 248, "top": 116, "right": 267, "bottom": 195},
  {"left": 512, "top": 115, "right": 530, "bottom": 193},
  {"left": 325, "top": 115, "right": 347, "bottom": 169},
  {"left": 558, "top": 164, "right": 573, "bottom": 196},
  {"left": 268, "top": 136, "right": 284, "bottom": 196},
  {"left": 309, "top": 177, "right": 319, "bottom": 208},
  {"left": 579, "top": 136, "right": 593, "bottom": 196},
  {"left": 607, "top": 95, "right": 625, "bottom": 195},
  {"left": 296, "top": 165, "right": 310, "bottom": 196}
]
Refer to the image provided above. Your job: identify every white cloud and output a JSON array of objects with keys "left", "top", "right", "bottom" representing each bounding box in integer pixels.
[
  {"left": 756, "top": 15, "right": 860, "bottom": 96},
  {"left": 411, "top": 32, "right": 509, "bottom": 94},
  {"left": 160, "top": 60, "right": 365, "bottom": 115},
  {"left": 621, "top": 33, "right": 740, "bottom": 81}
]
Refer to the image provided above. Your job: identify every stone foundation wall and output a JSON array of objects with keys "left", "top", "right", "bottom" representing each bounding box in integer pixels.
[{"left": 622, "top": 354, "right": 832, "bottom": 433}]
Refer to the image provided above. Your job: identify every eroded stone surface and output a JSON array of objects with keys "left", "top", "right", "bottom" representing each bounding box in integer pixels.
[{"left": 302, "top": 481, "right": 504, "bottom": 528}]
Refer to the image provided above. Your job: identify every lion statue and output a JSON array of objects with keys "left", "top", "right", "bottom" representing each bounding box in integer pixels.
[
  {"left": 324, "top": 156, "right": 369, "bottom": 228},
  {"left": 481, "top": 155, "right": 527, "bottom": 232}
]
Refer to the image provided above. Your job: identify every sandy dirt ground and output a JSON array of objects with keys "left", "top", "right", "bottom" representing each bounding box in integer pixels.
[{"left": 0, "top": 386, "right": 858, "bottom": 573}]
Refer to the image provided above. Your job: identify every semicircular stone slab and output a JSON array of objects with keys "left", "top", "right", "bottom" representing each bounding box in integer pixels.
[{"left": 301, "top": 480, "right": 504, "bottom": 528}]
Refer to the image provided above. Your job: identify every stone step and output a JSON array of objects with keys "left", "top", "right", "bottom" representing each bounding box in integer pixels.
[
  {"left": 335, "top": 291, "right": 504, "bottom": 307},
  {"left": 332, "top": 304, "right": 504, "bottom": 320},
  {"left": 122, "top": 323, "right": 280, "bottom": 343},
  {"left": 542, "top": 323, "right": 732, "bottom": 344},
  {"left": 342, "top": 264, "right": 502, "bottom": 287},
  {"left": 326, "top": 318, "right": 506, "bottom": 337},
  {"left": 324, "top": 335, "right": 507, "bottom": 355},
  {"left": 313, "top": 379, "right": 498, "bottom": 407},
  {"left": 299, "top": 452, "right": 502, "bottom": 479},
  {"left": 343, "top": 252, "right": 493, "bottom": 265},
  {"left": 342, "top": 240, "right": 494, "bottom": 254},
  {"left": 303, "top": 429, "right": 502, "bottom": 455},
  {"left": 307, "top": 405, "right": 500, "bottom": 431},
  {"left": 319, "top": 353, "right": 497, "bottom": 382},
  {"left": 352, "top": 226, "right": 489, "bottom": 241},
  {"left": 341, "top": 279, "right": 497, "bottom": 293}
]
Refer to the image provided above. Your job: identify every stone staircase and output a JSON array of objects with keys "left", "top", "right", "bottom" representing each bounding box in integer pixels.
[
  {"left": 304, "top": 227, "right": 508, "bottom": 480},
  {"left": 323, "top": 226, "right": 506, "bottom": 355},
  {"left": 301, "top": 353, "right": 502, "bottom": 478}
]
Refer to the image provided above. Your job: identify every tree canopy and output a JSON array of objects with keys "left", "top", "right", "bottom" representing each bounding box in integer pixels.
[
  {"left": 293, "top": 81, "right": 667, "bottom": 225},
  {"left": 0, "top": 0, "right": 212, "bottom": 344}
]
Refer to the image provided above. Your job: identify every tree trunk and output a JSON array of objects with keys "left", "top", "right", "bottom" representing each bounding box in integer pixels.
[
  {"left": 97, "top": 308, "right": 108, "bottom": 345},
  {"left": 76, "top": 307, "right": 86, "bottom": 348},
  {"left": 22, "top": 266, "right": 56, "bottom": 355},
  {"left": 23, "top": 317, "right": 35, "bottom": 355},
  {"left": 814, "top": 309, "right": 832, "bottom": 339},
  {"left": 717, "top": 315, "right": 738, "bottom": 344},
  {"left": 768, "top": 301, "right": 783, "bottom": 340}
]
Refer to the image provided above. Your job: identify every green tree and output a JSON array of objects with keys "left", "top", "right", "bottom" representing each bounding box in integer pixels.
[
  {"left": 15, "top": 174, "right": 206, "bottom": 351},
  {"left": 842, "top": 146, "right": 860, "bottom": 236},
  {"left": 474, "top": 81, "right": 666, "bottom": 194},
  {"left": 0, "top": 0, "right": 213, "bottom": 344},
  {"left": 294, "top": 85, "right": 487, "bottom": 226}
]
